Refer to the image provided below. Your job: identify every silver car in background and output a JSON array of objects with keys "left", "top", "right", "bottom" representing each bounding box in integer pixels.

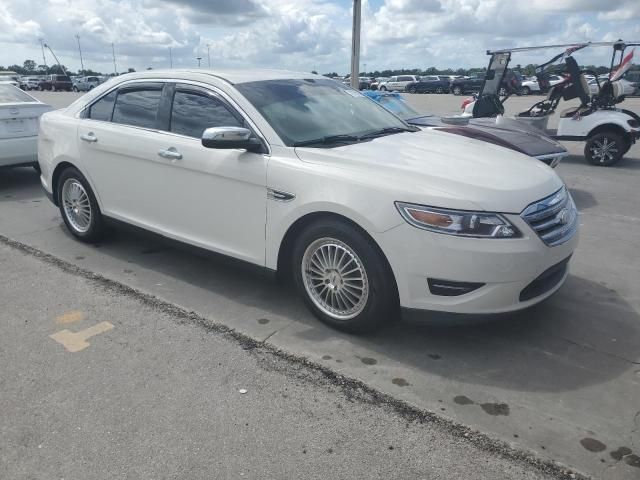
[
  {"left": 0, "top": 84, "right": 52, "bottom": 170},
  {"left": 72, "top": 76, "right": 104, "bottom": 92}
]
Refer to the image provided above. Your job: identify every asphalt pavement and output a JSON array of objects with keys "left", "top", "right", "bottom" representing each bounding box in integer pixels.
[{"left": 0, "top": 90, "right": 639, "bottom": 479}]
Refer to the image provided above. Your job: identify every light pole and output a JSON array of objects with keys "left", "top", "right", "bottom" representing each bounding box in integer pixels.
[
  {"left": 350, "top": 0, "right": 361, "bottom": 89},
  {"left": 169, "top": 47, "right": 173, "bottom": 68},
  {"left": 75, "top": 34, "right": 85, "bottom": 74},
  {"left": 111, "top": 43, "right": 117, "bottom": 75},
  {"left": 363, "top": 63, "right": 367, "bottom": 75},
  {"left": 43, "top": 43, "right": 68, "bottom": 76},
  {"left": 196, "top": 56, "right": 202, "bottom": 67},
  {"left": 38, "top": 38, "right": 47, "bottom": 72},
  {"left": 206, "top": 44, "right": 211, "bottom": 68}
]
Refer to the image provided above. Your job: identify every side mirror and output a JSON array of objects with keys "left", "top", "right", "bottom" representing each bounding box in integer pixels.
[{"left": 202, "top": 126, "right": 263, "bottom": 152}]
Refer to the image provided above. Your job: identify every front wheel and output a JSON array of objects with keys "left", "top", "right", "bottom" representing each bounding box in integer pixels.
[
  {"left": 57, "top": 167, "right": 105, "bottom": 242},
  {"left": 452, "top": 86, "right": 462, "bottom": 95},
  {"left": 407, "top": 86, "right": 417, "bottom": 94},
  {"left": 585, "top": 131, "right": 625, "bottom": 166},
  {"left": 72, "top": 86, "right": 79, "bottom": 92},
  {"left": 522, "top": 86, "right": 531, "bottom": 95},
  {"left": 379, "top": 86, "right": 387, "bottom": 91},
  {"left": 435, "top": 86, "right": 444, "bottom": 94},
  {"left": 292, "top": 219, "right": 398, "bottom": 333}
]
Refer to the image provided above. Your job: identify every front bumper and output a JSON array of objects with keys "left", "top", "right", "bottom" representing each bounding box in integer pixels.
[{"left": 375, "top": 214, "right": 578, "bottom": 315}]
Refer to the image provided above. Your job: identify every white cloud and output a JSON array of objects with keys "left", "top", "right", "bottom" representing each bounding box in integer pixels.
[{"left": 0, "top": 0, "right": 638, "bottom": 73}]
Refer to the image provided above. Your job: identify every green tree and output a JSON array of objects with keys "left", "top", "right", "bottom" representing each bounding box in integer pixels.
[{"left": 23, "top": 60, "right": 36, "bottom": 72}]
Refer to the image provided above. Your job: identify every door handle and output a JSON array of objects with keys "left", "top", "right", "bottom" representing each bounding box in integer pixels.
[
  {"left": 80, "top": 132, "right": 97, "bottom": 143},
  {"left": 158, "top": 147, "right": 182, "bottom": 160}
]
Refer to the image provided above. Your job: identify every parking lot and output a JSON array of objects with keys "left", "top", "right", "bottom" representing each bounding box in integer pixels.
[{"left": 1, "top": 91, "right": 639, "bottom": 479}]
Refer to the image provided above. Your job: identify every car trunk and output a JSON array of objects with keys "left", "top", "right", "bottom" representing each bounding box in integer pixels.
[{"left": 0, "top": 102, "right": 51, "bottom": 139}]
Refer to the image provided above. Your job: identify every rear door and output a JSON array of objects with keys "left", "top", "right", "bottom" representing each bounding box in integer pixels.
[{"left": 76, "top": 82, "right": 170, "bottom": 228}]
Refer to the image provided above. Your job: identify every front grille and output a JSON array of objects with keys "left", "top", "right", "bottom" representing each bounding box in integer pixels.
[{"left": 521, "top": 187, "right": 578, "bottom": 247}]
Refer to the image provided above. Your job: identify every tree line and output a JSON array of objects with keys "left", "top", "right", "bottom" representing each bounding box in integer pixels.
[
  {"left": 326, "top": 63, "right": 625, "bottom": 78},
  {"left": 0, "top": 59, "right": 135, "bottom": 76}
]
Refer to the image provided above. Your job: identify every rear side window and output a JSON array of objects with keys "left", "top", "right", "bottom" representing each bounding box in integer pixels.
[
  {"left": 170, "top": 90, "right": 242, "bottom": 138},
  {"left": 398, "top": 76, "right": 412, "bottom": 82},
  {"left": 88, "top": 91, "right": 117, "bottom": 121},
  {"left": 112, "top": 88, "right": 162, "bottom": 129}
]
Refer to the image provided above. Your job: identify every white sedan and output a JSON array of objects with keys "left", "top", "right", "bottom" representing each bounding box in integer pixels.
[
  {"left": 38, "top": 70, "right": 578, "bottom": 332},
  {"left": 0, "top": 84, "right": 52, "bottom": 170}
]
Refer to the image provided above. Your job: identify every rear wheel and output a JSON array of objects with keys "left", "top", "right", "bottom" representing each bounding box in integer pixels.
[
  {"left": 57, "top": 167, "right": 105, "bottom": 242},
  {"left": 453, "top": 86, "right": 462, "bottom": 95},
  {"left": 407, "top": 86, "right": 417, "bottom": 94},
  {"left": 72, "top": 86, "right": 79, "bottom": 92},
  {"left": 292, "top": 219, "right": 397, "bottom": 333},
  {"left": 435, "top": 86, "right": 444, "bottom": 94},
  {"left": 585, "top": 131, "right": 625, "bottom": 166},
  {"left": 379, "top": 86, "right": 387, "bottom": 91},
  {"left": 522, "top": 86, "right": 531, "bottom": 95}
]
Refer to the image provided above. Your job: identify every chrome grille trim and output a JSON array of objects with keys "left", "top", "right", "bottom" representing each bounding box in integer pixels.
[{"left": 521, "top": 187, "right": 578, "bottom": 247}]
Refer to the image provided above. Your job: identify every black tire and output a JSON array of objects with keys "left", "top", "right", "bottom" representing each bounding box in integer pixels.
[
  {"left": 51, "top": 85, "right": 56, "bottom": 92},
  {"left": 452, "top": 86, "right": 462, "bottom": 95},
  {"left": 56, "top": 167, "right": 105, "bottom": 242},
  {"left": 72, "top": 86, "right": 79, "bottom": 92},
  {"left": 38, "top": 85, "right": 44, "bottom": 91},
  {"left": 291, "top": 219, "right": 398, "bottom": 333},
  {"left": 498, "top": 87, "right": 507, "bottom": 96},
  {"left": 522, "top": 86, "right": 531, "bottom": 95},
  {"left": 379, "top": 86, "right": 387, "bottom": 91},
  {"left": 584, "top": 131, "right": 625, "bottom": 166},
  {"left": 435, "top": 86, "right": 444, "bottom": 94},
  {"left": 407, "top": 86, "right": 417, "bottom": 94}
]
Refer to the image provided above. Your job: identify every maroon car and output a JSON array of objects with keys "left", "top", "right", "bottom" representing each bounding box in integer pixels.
[{"left": 38, "top": 74, "right": 73, "bottom": 92}]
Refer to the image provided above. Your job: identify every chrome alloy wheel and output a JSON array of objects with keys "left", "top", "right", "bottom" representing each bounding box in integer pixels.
[
  {"left": 302, "top": 238, "right": 369, "bottom": 320},
  {"left": 62, "top": 179, "right": 92, "bottom": 233},
  {"left": 589, "top": 136, "right": 619, "bottom": 163}
]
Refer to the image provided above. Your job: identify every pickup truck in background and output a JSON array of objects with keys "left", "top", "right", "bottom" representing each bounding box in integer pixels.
[{"left": 38, "top": 74, "right": 73, "bottom": 91}]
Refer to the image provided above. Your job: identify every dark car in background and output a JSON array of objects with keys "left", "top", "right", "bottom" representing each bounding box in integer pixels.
[
  {"left": 38, "top": 74, "right": 73, "bottom": 92},
  {"left": 406, "top": 75, "right": 451, "bottom": 94},
  {"left": 450, "top": 75, "right": 485, "bottom": 95},
  {"left": 341, "top": 76, "right": 373, "bottom": 90}
]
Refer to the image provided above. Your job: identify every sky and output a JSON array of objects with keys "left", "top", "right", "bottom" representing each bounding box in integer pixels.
[{"left": 1, "top": 0, "right": 639, "bottom": 74}]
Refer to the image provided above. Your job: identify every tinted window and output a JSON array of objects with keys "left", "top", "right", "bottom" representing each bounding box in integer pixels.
[
  {"left": 398, "top": 76, "right": 413, "bottom": 82},
  {"left": 170, "top": 90, "right": 242, "bottom": 138},
  {"left": 112, "top": 88, "right": 162, "bottom": 129},
  {"left": 88, "top": 90, "right": 117, "bottom": 121}
]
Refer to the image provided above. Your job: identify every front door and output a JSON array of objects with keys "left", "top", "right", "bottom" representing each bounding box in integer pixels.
[{"left": 146, "top": 84, "right": 267, "bottom": 265}]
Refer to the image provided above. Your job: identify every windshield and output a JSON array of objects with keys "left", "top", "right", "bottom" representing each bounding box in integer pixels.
[{"left": 235, "top": 79, "right": 409, "bottom": 146}]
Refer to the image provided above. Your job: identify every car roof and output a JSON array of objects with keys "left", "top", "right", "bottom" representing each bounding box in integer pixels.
[{"left": 110, "top": 69, "right": 327, "bottom": 85}]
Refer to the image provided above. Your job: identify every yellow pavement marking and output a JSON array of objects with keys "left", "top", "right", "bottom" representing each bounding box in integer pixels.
[
  {"left": 49, "top": 322, "right": 114, "bottom": 353},
  {"left": 55, "top": 310, "right": 86, "bottom": 324}
]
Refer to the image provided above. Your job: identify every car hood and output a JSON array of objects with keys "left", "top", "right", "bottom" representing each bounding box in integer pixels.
[
  {"left": 294, "top": 128, "right": 563, "bottom": 213},
  {"left": 407, "top": 116, "right": 566, "bottom": 158}
]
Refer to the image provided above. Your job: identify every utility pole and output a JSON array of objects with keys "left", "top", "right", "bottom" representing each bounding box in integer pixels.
[
  {"left": 169, "top": 47, "right": 173, "bottom": 68},
  {"left": 196, "top": 57, "right": 202, "bottom": 68},
  {"left": 111, "top": 43, "right": 117, "bottom": 75},
  {"left": 75, "top": 34, "right": 85, "bottom": 74},
  {"left": 38, "top": 38, "right": 47, "bottom": 72},
  {"left": 363, "top": 63, "right": 367, "bottom": 75},
  {"left": 43, "top": 43, "right": 68, "bottom": 76},
  {"left": 206, "top": 44, "right": 211, "bottom": 68},
  {"left": 350, "top": 0, "right": 361, "bottom": 89}
]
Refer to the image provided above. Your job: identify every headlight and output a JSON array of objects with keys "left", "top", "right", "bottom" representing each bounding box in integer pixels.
[{"left": 395, "top": 202, "right": 520, "bottom": 238}]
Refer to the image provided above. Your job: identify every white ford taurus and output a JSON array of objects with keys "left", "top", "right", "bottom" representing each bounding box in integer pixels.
[{"left": 38, "top": 70, "right": 578, "bottom": 332}]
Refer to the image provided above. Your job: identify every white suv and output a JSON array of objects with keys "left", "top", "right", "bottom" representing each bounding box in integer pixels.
[
  {"left": 379, "top": 75, "right": 419, "bottom": 92},
  {"left": 38, "top": 70, "right": 578, "bottom": 332}
]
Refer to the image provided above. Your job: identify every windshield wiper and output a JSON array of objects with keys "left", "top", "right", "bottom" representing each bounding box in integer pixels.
[
  {"left": 293, "top": 134, "right": 360, "bottom": 147},
  {"left": 358, "top": 126, "right": 419, "bottom": 140}
]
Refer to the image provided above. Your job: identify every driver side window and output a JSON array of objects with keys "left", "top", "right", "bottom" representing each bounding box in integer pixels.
[{"left": 170, "top": 89, "right": 242, "bottom": 139}]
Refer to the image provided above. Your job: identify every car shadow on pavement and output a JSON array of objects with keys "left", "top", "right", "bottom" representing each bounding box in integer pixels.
[
  {"left": 0, "top": 167, "right": 41, "bottom": 203},
  {"left": 89, "top": 224, "right": 639, "bottom": 395}
]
